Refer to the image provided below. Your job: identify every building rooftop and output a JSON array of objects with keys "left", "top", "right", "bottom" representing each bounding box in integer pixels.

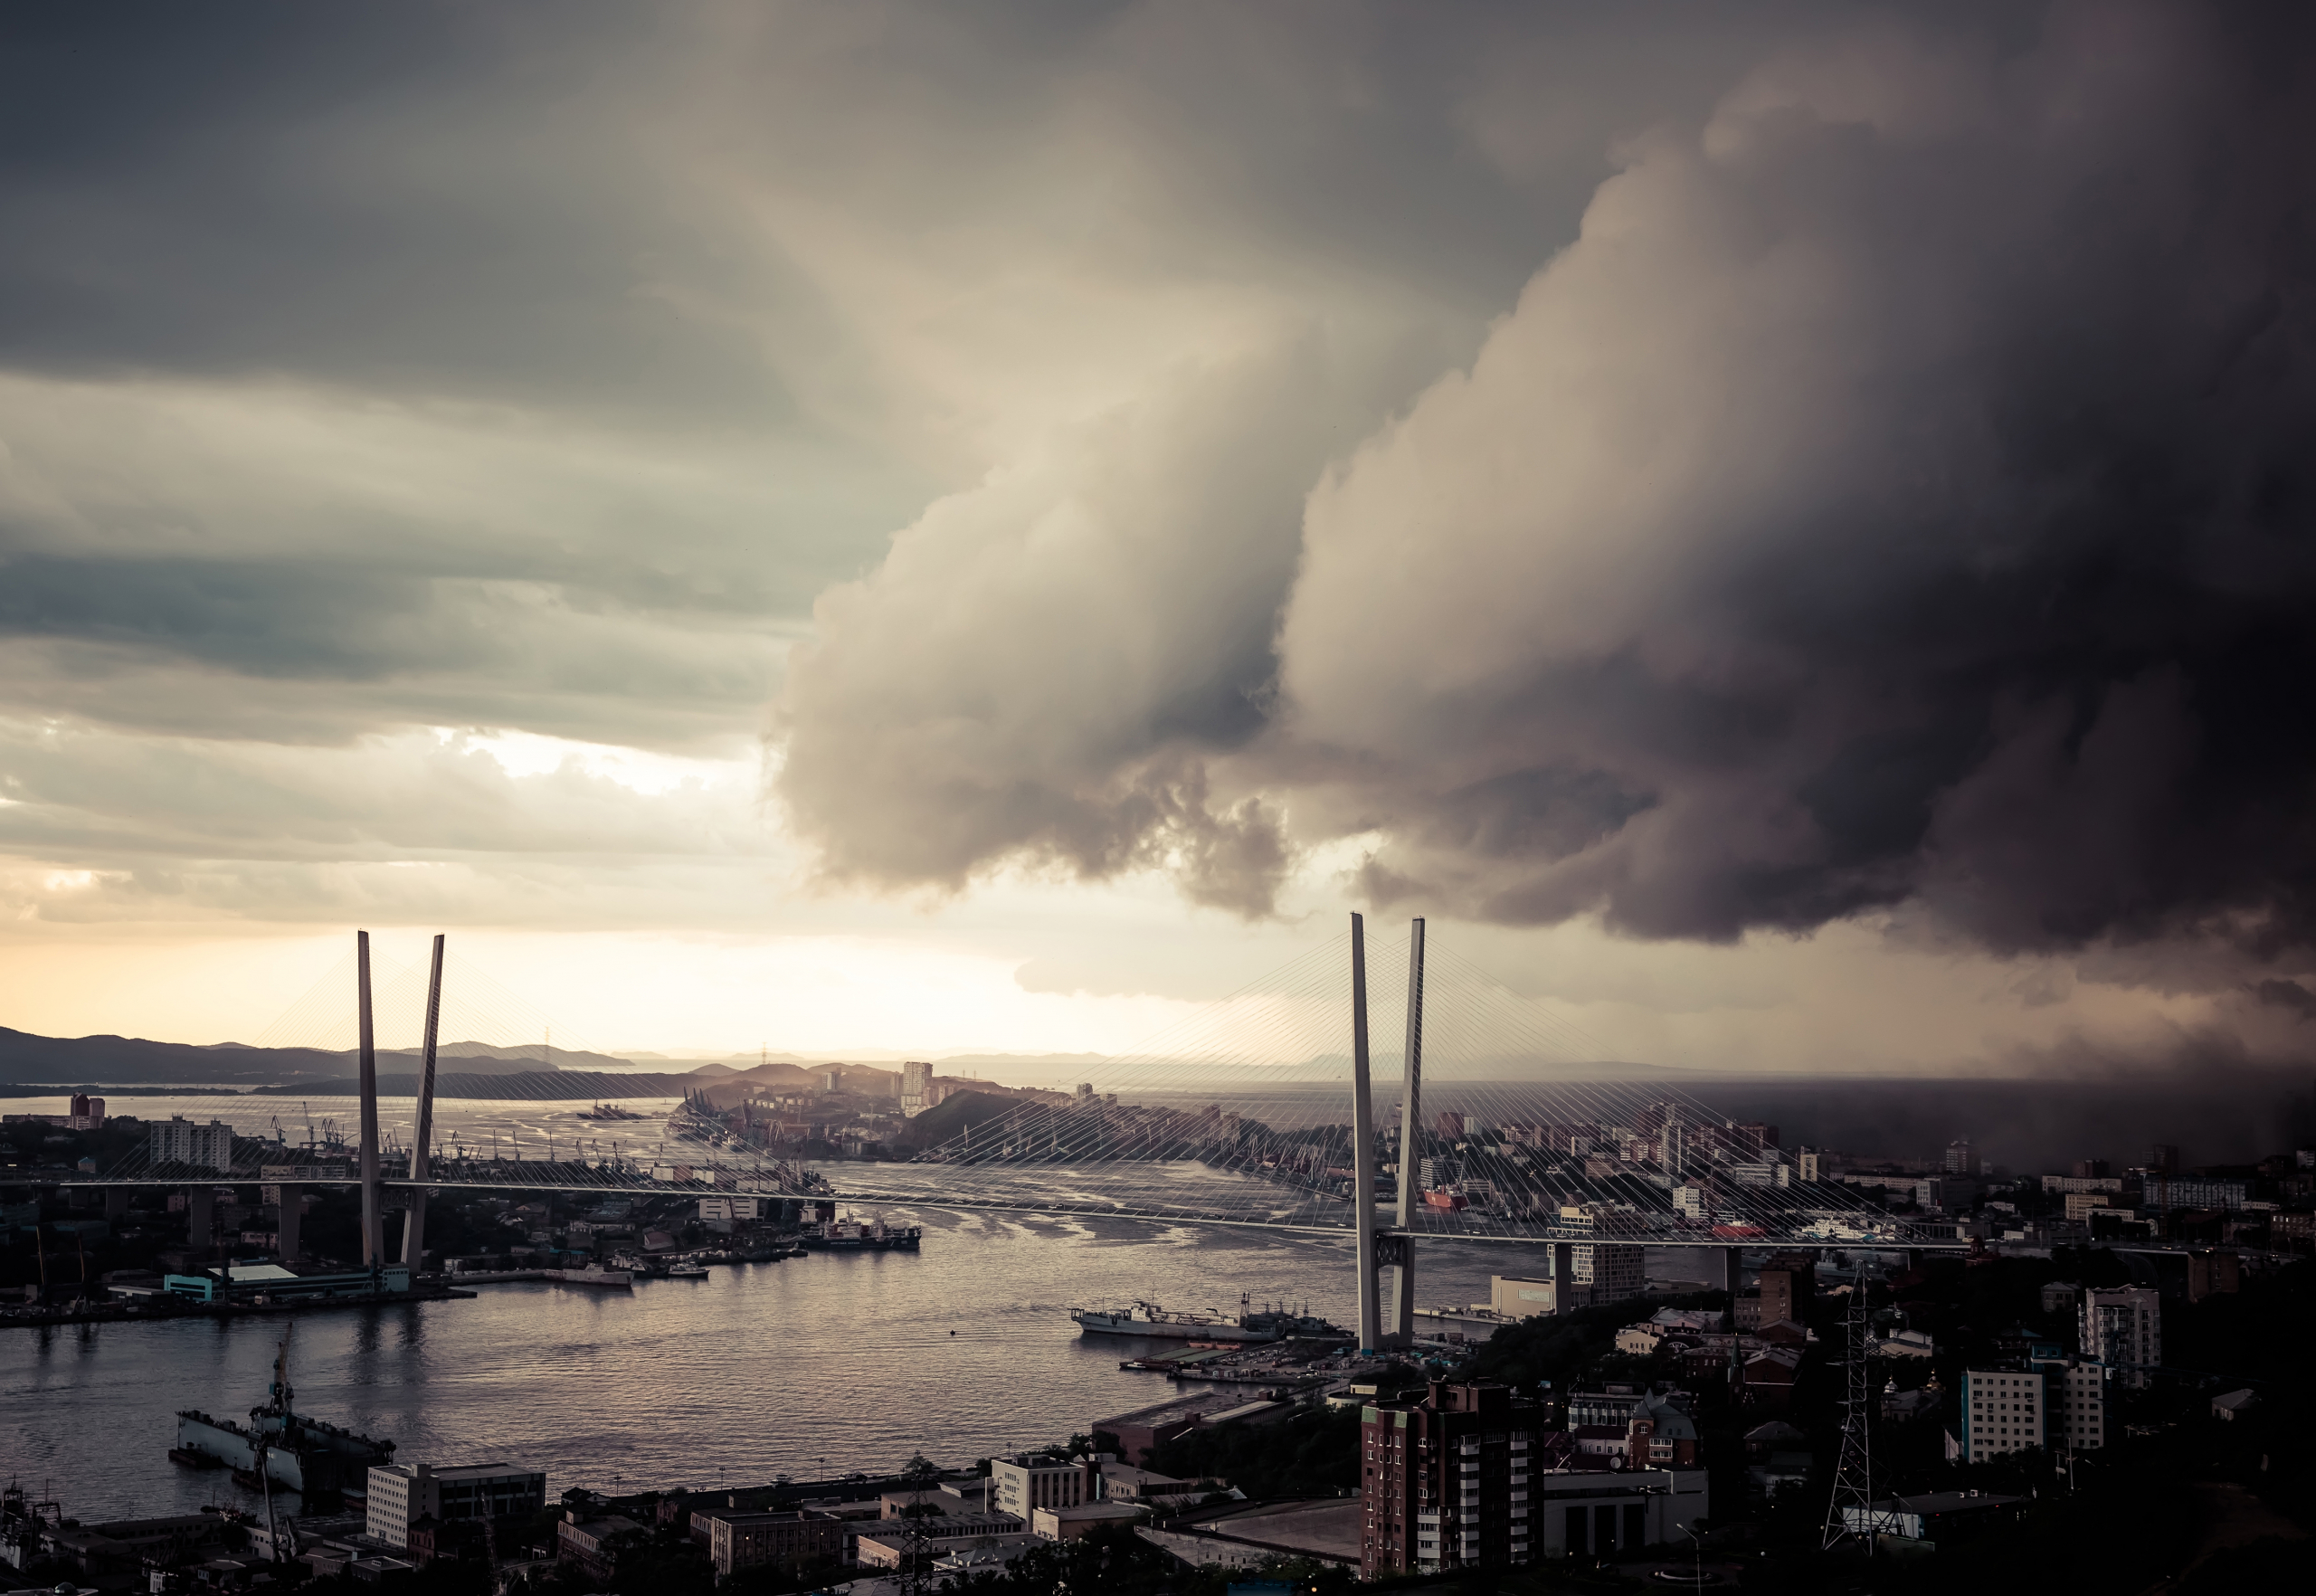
[{"left": 1096, "top": 1392, "right": 1280, "bottom": 1430}]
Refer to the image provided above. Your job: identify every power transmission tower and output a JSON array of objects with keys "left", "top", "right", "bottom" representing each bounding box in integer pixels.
[{"left": 1822, "top": 1290, "right": 1875, "bottom": 1553}]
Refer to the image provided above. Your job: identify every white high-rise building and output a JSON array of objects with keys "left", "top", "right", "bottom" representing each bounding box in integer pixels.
[
  {"left": 1961, "top": 1367, "right": 2045, "bottom": 1460},
  {"left": 2080, "top": 1287, "right": 2161, "bottom": 1389},
  {"left": 1558, "top": 1205, "right": 1647, "bottom": 1303},
  {"left": 2055, "top": 1363, "right": 2108, "bottom": 1451},
  {"left": 900, "top": 1059, "right": 934, "bottom": 1116},
  {"left": 148, "top": 1117, "right": 234, "bottom": 1173},
  {"left": 1961, "top": 1362, "right": 2109, "bottom": 1463},
  {"left": 1659, "top": 1113, "right": 1687, "bottom": 1189}
]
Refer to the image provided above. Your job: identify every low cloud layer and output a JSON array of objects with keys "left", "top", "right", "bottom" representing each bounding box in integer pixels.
[{"left": 782, "top": 4, "right": 2316, "bottom": 979}]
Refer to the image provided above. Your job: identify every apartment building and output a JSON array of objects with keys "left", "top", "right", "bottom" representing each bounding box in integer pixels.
[
  {"left": 1360, "top": 1380, "right": 1553, "bottom": 1577},
  {"left": 2080, "top": 1287, "right": 2161, "bottom": 1388}
]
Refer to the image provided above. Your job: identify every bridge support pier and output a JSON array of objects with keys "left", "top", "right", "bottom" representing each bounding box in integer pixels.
[
  {"left": 274, "top": 1183, "right": 303, "bottom": 1260},
  {"left": 1718, "top": 1246, "right": 1742, "bottom": 1298},
  {"left": 104, "top": 1187, "right": 130, "bottom": 1222},
  {"left": 185, "top": 1184, "right": 214, "bottom": 1254},
  {"left": 1552, "top": 1240, "right": 1574, "bottom": 1314},
  {"left": 1349, "top": 913, "right": 1382, "bottom": 1354}
]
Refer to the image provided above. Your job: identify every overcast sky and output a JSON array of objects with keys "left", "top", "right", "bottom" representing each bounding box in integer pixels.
[{"left": 3, "top": 1, "right": 2313, "bottom": 1076}]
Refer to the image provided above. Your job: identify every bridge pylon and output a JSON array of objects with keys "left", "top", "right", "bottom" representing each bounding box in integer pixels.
[
  {"left": 1388, "top": 917, "right": 1425, "bottom": 1345},
  {"left": 402, "top": 934, "right": 445, "bottom": 1269},
  {"left": 1348, "top": 913, "right": 1382, "bottom": 1354},
  {"left": 356, "top": 930, "right": 384, "bottom": 1268}
]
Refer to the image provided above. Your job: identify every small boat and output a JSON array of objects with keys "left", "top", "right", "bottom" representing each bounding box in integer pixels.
[
  {"left": 666, "top": 1261, "right": 710, "bottom": 1278},
  {"left": 168, "top": 1446, "right": 225, "bottom": 1470}
]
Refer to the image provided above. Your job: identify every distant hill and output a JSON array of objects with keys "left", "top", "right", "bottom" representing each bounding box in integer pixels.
[
  {"left": 0, "top": 1026, "right": 643, "bottom": 1088},
  {"left": 248, "top": 1069, "right": 700, "bottom": 1101},
  {"left": 0, "top": 1027, "right": 350, "bottom": 1088}
]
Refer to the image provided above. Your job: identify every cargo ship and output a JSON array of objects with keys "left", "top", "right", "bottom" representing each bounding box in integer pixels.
[
  {"left": 1071, "top": 1296, "right": 1344, "bottom": 1343},
  {"left": 172, "top": 1336, "right": 394, "bottom": 1499}
]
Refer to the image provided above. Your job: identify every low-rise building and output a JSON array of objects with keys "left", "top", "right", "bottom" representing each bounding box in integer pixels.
[
  {"left": 699, "top": 1509, "right": 843, "bottom": 1578},
  {"left": 1096, "top": 1464, "right": 1210, "bottom": 1505},
  {"left": 1625, "top": 1392, "right": 1702, "bottom": 1469},
  {"left": 166, "top": 1261, "right": 412, "bottom": 1303},
  {"left": 1092, "top": 1392, "right": 1295, "bottom": 1468},
  {"left": 2140, "top": 1175, "right": 2249, "bottom": 1211},
  {"left": 1030, "top": 1502, "right": 1143, "bottom": 1541},
  {"left": 853, "top": 1514, "right": 1027, "bottom": 1568},
  {"left": 1743, "top": 1420, "right": 1812, "bottom": 1498},
  {"left": 990, "top": 1456, "right": 1095, "bottom": 1519},
  {"left": 1529, "top": 1469, "right": 1708, "bottom": 1558},
  {"left": 1841, "top": 1492, "right": 2024, "bottom": 1544},
  {"left": 556, "top": 1511, "right": 646, "bottom": 1582},
  {"left": 2211, "top": 1389, "right": 2260, "bottom": 1421},
  {"left": 932, "top": 1534, "right": 1043, "bottom": 1575},
  {"left": 367, "top": 1462, "right": 547, "bottom": 1550}
]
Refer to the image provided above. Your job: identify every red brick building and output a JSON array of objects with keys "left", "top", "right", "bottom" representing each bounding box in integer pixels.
[{"left": 1360, "top": 1381, "right": 1552, "bottom": 1578}]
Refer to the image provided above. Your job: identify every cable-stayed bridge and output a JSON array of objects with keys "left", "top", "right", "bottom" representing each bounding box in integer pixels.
[{"left": 13, "top": 918, "right": 1989, "bottom": 1345}]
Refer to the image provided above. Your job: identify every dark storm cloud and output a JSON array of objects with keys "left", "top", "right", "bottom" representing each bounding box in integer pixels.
[
  {"left": 2254, "top": 979, "right": 2316, "bottom": 1021},
  {"left": 783, "top": 2, "right": 2316, "bottom": 974},
  {"left": 1283, "top": 2, "right": 2316, "bottom": 956},
  {"left": 0, "top": 3, "right": 788, "bottom": 417}
]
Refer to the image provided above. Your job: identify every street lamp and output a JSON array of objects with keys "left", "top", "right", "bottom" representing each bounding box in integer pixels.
[{"left": 1681, "top": 1523, "right": 1705, "bottom": 1591}]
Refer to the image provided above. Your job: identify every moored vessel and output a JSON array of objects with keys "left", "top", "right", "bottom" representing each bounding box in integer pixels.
[
  {"left": 172, "top": 1335, "right": 394, "bottom": 1498},
  {"left": 800, "top": 1212, "right": 921, "bottom": 1251},
  {"left": 545, "top": 1266, "right": 633, "bottom": 1288},
  {"left": 1070, "top": 1296, "right": 1344, "bottom": 1343}
]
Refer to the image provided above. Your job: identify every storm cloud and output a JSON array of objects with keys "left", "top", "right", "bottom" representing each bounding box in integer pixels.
[{"left": 781, "top": 3, "right": 2316, "bottom": 969}]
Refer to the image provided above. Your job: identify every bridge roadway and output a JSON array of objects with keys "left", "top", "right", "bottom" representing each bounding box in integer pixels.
[
  {"left": 4, "top": 1163, "right": 2025, "bottom": 1253},
  {"left": 11, "top": 1164, "right": 2274, "bottom": 1260}
]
